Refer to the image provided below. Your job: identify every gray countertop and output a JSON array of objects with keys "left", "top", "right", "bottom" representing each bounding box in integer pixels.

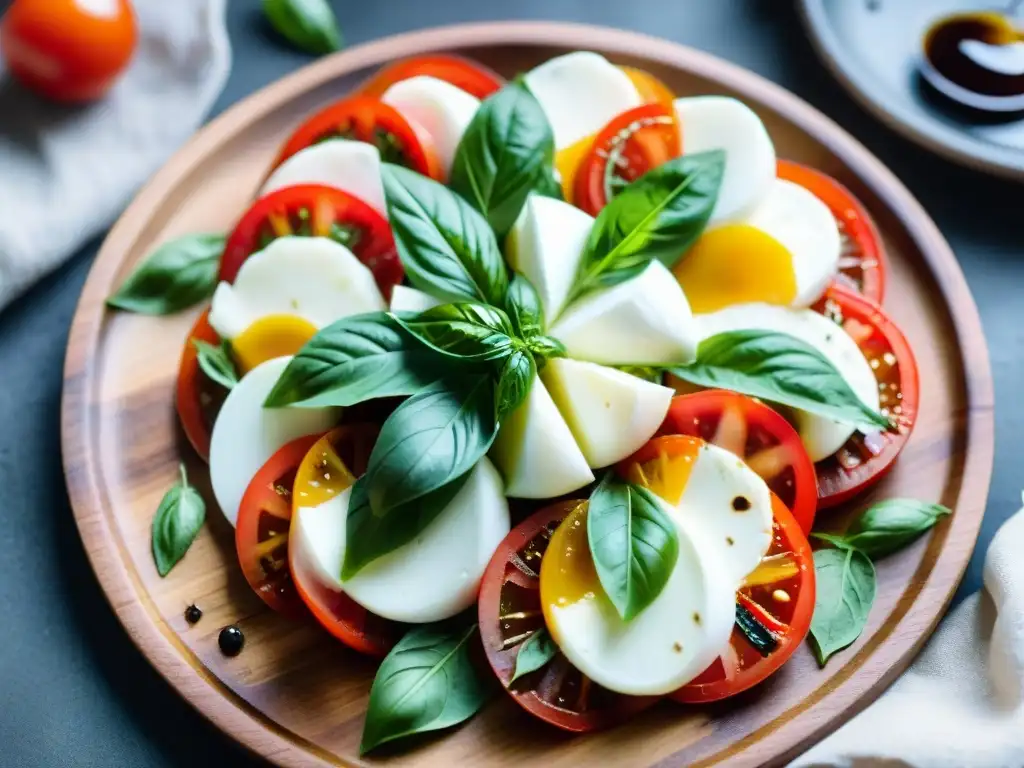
[{"left": 1, "top": 1, "right": 1020, "bottom": 765}]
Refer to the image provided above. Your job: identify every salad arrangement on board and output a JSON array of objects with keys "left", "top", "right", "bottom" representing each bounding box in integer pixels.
[{"left": 109, "top": 51, "right": 950, "bottom": 754}]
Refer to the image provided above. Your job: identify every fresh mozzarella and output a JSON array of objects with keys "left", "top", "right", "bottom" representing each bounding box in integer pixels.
[
  {"left": 381, "top": 75, "right": 480, "bottom": 176},
  {"left": 523, "top": 52, "right": 641, "bottom": 149},
  {"left": 550, "top": 260, "right": 699, "bottom": 366},
  {"left": 207, "top": 236, "right": 385, "bottom": 341},
  {"left": 490, "top": 375, "right": 594, "bottom": 498},
  {"left": 673, "top": 96, "right": 775, "bottom": 223},
  {"left": 389, "top": 284, "right": 442, "bottom": 313},
  {"left": 540, "top": 499, "right": 735, "bottom": 695},
  {"left": 209, "top": 357, "right": 338, "bottom": 526},
  {"left": 289, "top": 458, "right": 510, "bottom": 623},
  {"left": 695, "top": 304, "right": 880, "bottom": 461},
  {"left": 541, "top": 358, "right": 673, "bottom": 468},
  {"left": 260, "top": 139, "right": 387, "bottom": 216},
  {"left": 506, "top": 195, "right": 593, "bottom": 327}
]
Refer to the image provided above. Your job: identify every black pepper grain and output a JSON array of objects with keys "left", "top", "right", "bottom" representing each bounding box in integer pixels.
[
  {"left": 184, "top": 604, "right": 203, "bottom": 624},
  {"left": 218, "top": 625, "right": 245, "bottom": 657}
]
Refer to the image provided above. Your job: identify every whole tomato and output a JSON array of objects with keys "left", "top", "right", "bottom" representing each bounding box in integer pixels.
[{"left": 1, "top": 0, "right": 138, "bottom": 102}]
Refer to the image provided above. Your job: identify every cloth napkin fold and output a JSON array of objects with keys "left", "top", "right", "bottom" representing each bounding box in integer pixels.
[
  {"left": 0, "top": 0, "right": 231, "bottom": 310},
  {"left": 793, "top": 505, "right": 1024, "bottom": 767}
]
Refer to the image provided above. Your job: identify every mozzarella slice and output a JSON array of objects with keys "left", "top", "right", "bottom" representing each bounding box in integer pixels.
[
  {"left": 550, "top": 261, "right": 699, "bottom": 366},
  {"left": 207, "top": 236, "right": 385, "bottom": 341},
  {"left": 209, "top": 357, "right": 338, "bottom": 526},
  {"left": 674, "top": 96, "right": 775, "bottom": 223},
  {"left": 290, "top": 458, "right": 510, "bottom": 623},
  {"left": 490, "top": 375, "right": 594, "bottom": 498},
  {"left": 694, "top": 304, "right": 880, "bottom": 461},
  {"left": 506, "top": 195, "right": 593, "bottom": 327},
  {"left": 541, "top": 358, "right": 673, "bottom": 468},
  {"left": 540, "top": 499, "right": 735, "bottom": 695},
  {"left": 389, "top": 284, "right": 443, "bottom": 314},
  {"left": 261, "top": 139, "right": 387, "bottom": 216},
  {"left": 381, "top": 75, "right": 480, "bottom": 177},
  {"left": 524, "top": 52, "right": 641, "bottom": 149}
]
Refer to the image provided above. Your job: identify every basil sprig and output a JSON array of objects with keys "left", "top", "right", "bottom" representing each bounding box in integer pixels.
[
  {"left": 450, "top": 79, "right": 556, "bottom": 238},
  {"left": 107, "top": 234, "right": 224, "bottom": 315},
  {"left": 567, "top": 150, "right": 724, "bottom": 302},
  {"left": 262, "top": 0, "right": 342, "bottom": 55},
  {"left": 504, "top": 273, "right": 544, "bottom": 338},
  {"left": 392, "top": 303, "right": 517, "bottom": 362},
  {"left": 510, "top": 627, "right": 558, "bottom": 683},
  {"left": 496, "top": 349, "right": 536, "bottom": 419},
  {"left": 360, "top": 618, "right": 493, "bottom": 754},
  {"left": 816, "top": 499, "right": 951, "bottom": 559},
  {"left": 152, "top": 465, "right": 206, "bottom": 577},
  {"left": 192, "top": 339, "right": 238, "bottom": 390},
  {"left": 587, "top": 473, "right": 679, "bottom": 621}
]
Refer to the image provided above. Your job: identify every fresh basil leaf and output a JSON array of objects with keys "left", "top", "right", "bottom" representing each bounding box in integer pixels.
[
  {"left": 107, "top": 234, "right": 224, "bottom": 315},
  {"left": 533, "top": 168, "right": 564, "bottom": 201},
  {"left": 526, "top": 334, "right": 567, "bottom": 362},
  {"left": 617, "top": 365, "right": 665, "bottom": 385},
  {"left": 670, "top": 330, "right": 890, "bottom": 430},
  {"left": 496, "top": 349, "right": 536, "bottom": 420},
  {"left": 151, "top": 465, "right": 206, "bottom": 577},
  {"left": 842, "top": 499, "right": 951, "bottom": 559},
  {"left": 362, "top": 375, "right": 498, "bottom": 515},
  {"left": 510, "top": 628, "right": 558, "bottom": 683},
  {"left": 192, "top": 339, "right": 238, "bottom": 390},
  {"left": 264, "top": 312, "right": 445, "bottom": 408},
  {"left": 587, "top": 474, "right": 679, "bottom": 621},
  {"left": 810, "top": 532, "right": 854, "bottom": 551},
  {"left": 450, "top": 80, "right": 555, "bottom": 238},
  {"left": 809, "top": 547, "right": 876, "bottom": 666},
  {"left": 381, "top": 163, "right": 509, "bottom": 305},
  {"left": 360, "top": 618, "right": 493, "bottom": 754},
  {"left": 504, "top": 273, "right": 544, "bottom": 338},
  {"left": 392, "top": 303, "right": 516, "bottom": 362},
  {"left": 262, "top": 0, "right": 341, "bottom": 55},
  {"left": 569, "top": 151, "right": 724, "bottom": 301}
]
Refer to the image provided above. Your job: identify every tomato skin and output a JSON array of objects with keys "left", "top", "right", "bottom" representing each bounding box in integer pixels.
[
  {"left": 175, "top": 311, "right": 221, "bottom": 461},
  {"left": 360, "top": 54, "right": 504, "bottom": 100},
  {"left": 1, "top": 0, "right": 137, "bottom": 102}
]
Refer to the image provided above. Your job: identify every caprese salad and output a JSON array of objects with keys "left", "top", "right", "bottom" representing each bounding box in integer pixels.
[{"left": 109, "top": 51, "right": 949, "bottom": 755}]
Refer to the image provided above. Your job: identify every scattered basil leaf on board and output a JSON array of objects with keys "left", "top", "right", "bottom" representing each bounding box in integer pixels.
[
  {"left": 362, "top": 375, "right": 498, "bottom": 516},
  {"left": 510, "top": 628, "right": 558, "bottom": 683},
  {"left": 449, "top": 79, "right": 556, "bottom": 238},
  {"left": 263, "top": 312, "right": 445, "bottom": 408},
  {"left": 670, "top": 330, "right": 890, "bottom": 430},
  {"left": 106, "top": 234, "right": 224, "bottom": 315},
  {"left": 569, "top": 150, "right": 724, "bottom": 301},
  {"left": 810, "top": 532, "right": 854, "bottom": 551},
  {"left": 381, "top": 163, "right": 509, "bottom": 306},
  {"left": 262, "top": 0, "right": 342, "bottom": 55},
  {"left": 587, "top": 474, "right": 679, "bottom": 621},
  {"left": 495, "top": 349, "right": 536, "bottom": 419},
  {"left": 840, "top": 499, "right": 952, "bottom": 559},
  {"left": 808, "top": 547, "right": 876, "bottom": 666},
  {"left": 192, "top": 339, "right": 238, "bottom": 390},
  {"left": 152, "top": 465, "right": 206, "bottom": 577},
  {"left": 360, "top": 618, "right": 493, "bottom": 754},
  {"left": 504, "top": 273, "right": 545, "bottom": 338},
  {"left": 392, "top": 303, "right": 516, "bottom": 362}
]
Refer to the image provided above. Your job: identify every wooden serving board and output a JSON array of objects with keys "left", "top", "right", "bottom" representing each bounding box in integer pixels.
[{"left": 61, "top": 22, "right": 995, "bottom": 768}]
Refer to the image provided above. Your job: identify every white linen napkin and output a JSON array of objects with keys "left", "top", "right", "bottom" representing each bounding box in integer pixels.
[
  {"left": 792, "top": 504, "right": 1024, "bottom": 767},
  {"left": 0, "top": 0, "right": 231, "bottom": 309}
]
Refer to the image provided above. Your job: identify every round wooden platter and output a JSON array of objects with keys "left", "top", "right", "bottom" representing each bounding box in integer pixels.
[{"left": 61, "top": 21, "right": 994, "bottom": 768}]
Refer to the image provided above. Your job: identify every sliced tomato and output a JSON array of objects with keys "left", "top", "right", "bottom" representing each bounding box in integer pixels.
[
  {"left": 289, "top": 425, "right": 400, "bottom": 657},
  {"left": 479, "top": 501, "right": 659, "bottom": 732},
  {"left": 812, "top": 285, "right": 918, "bottom": 508},
  {"left": 575, "top": 103, "right": 681, "bottom": 216},
  {"left": 777, "top": 160, "right": 888, "bottom": 304},
  {"left": 620, "top": 66, "right": 676, "bottom": 109},
  {"left": 235, "top": 435, "right": 320, "bottom": 618},
  {"left": 672, "top": 493, "right": 815, "bottom": 703},
  {"left": 657, "top": 392, "right": 818, "bottom": 535},
  {"left": 220, "top": 184, "right": 403, "bottom": 298},
  {"left": 359, "top": 54, "right": 504, "bottom": 100},
  {"left": 175, "top": 310, "right": 225, "bottom": 461},
  {"left": 276, "top": 96, "right": 443, "bottom": 179}
]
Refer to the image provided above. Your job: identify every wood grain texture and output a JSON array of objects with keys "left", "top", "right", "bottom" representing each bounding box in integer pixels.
[{"left": 60, "top": 22, "right": 995, "bottom": 768}]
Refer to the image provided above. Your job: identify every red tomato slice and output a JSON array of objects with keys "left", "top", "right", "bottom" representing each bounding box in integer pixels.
[
  {"left": 359, "top": 54, "right": 504, "bottom": 100},
  {"left": 657, "top": 391, "right": 818, "bottom": 535},
  {"left": 478, "top": 501, "right": 659, "bottom": 732},
  {"left": 777, "top": 160, "right": 888, "bottom": 304},
  {"left": 174, "top": 310, "right": 225, "bottom": 461},
  {"left": 235, "top": 434, "right": 321, "bottom": 619},
  {"left": 276, "top": 96, "right": 443, "bottom": 180},
  {"left": 575, "top": 103, "right": 682, "bottom": 216},
  {"left": 672, "top": 493, "right": 815, "bottom": 703},
  {"left": 220, "top": 184, "right": 403, "bottom": 298},
  {"left": 812, "top": 285, "right": 919, "bottom": 508}
]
